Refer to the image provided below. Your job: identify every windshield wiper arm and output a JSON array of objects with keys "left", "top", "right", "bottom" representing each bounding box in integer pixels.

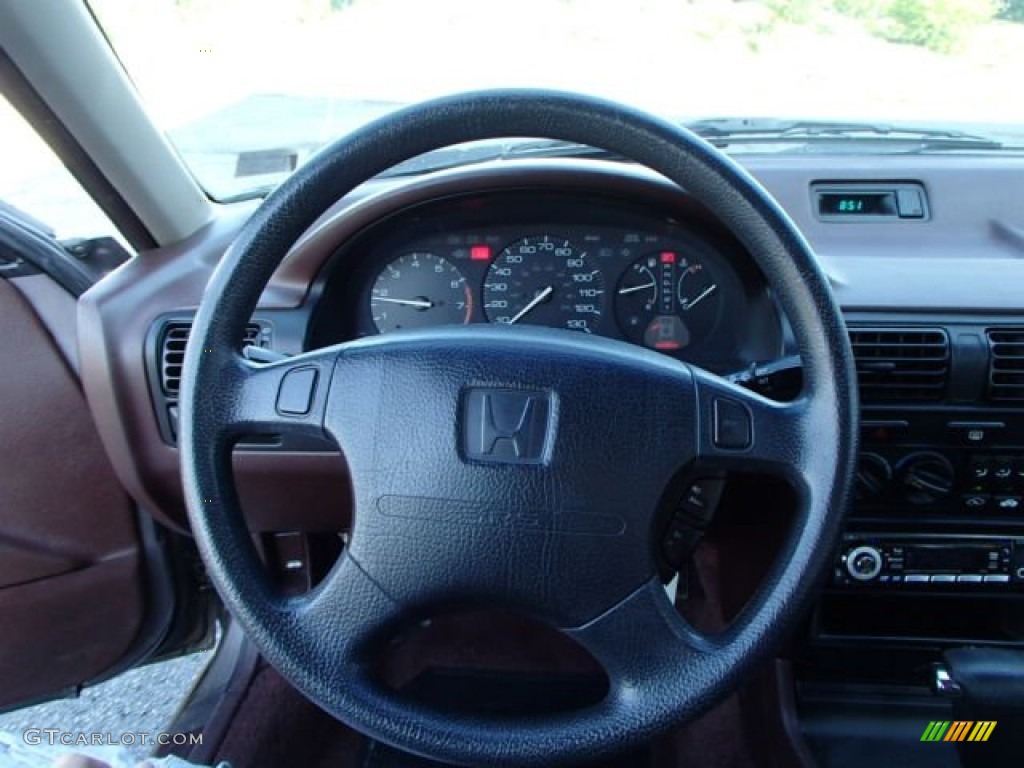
[{"left": 685, "top": 117, "right": 1005, "bottom": 149}]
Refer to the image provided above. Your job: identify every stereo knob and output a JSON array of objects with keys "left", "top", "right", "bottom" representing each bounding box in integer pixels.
[
  {"left": 899, "top": 452, "right": 956, "bottom": 505},
  {"left": 856, "top": 453, "right": 892, "bottom": 502},
  {"left": 846, "top": 545, "right": 883, "bottom": 581}
]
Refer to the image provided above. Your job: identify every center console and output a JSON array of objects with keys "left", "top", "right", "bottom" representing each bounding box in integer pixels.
[
  {"left": 795, "top": 319, "right": 1024, "bottom": 763},
  {"left": 835, "top": 407, "right": 1024, "bottom": 593},
  {"left": 806, "top": 320, "right": 1024, "bottom": 641}
]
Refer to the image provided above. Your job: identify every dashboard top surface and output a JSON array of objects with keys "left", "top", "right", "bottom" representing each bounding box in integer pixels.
[{"left": 267, "top": 155, "right": 1024, "bottom": 314}]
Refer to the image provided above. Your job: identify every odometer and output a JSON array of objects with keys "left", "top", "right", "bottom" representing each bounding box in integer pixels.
[{"left": 482, "top": 236, "right": 604, "bottom": 332}]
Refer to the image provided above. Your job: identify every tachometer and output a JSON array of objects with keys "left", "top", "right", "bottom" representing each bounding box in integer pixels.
[
  {"left": 370, "top": 252, "right": 472, "bottom": 333},
  {"left": 482, "top": 236, "right": 604, "bottom": 332}
]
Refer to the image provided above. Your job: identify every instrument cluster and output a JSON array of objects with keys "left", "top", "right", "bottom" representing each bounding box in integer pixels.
[{"left": 310, "top": 191, "right": 783, "bottom": 373}]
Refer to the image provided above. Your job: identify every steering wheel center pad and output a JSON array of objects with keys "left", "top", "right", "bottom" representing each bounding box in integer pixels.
[{"left": 331, "top": 325, "right": 694, "bottom": 626}]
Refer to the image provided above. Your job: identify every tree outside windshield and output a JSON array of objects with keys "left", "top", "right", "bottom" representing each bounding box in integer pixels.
[{"left": 90, "top": 0, "right": 1024, "bottom": 199}]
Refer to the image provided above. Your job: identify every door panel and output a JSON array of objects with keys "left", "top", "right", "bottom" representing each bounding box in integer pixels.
[{"left": 0, "top": 276, "right": 145, "bottom": 708}]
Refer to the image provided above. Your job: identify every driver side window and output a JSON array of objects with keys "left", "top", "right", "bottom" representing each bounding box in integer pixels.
[{"left": 0, "top": 94, "right": 124, "bottom": 244}]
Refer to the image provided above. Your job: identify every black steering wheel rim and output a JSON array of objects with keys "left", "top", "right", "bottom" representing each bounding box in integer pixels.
[{"left": 180, "top": 89, "right": 857, "bottom": 766}]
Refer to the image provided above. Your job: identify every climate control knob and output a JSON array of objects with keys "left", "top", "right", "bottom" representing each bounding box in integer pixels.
[
  {"left": 899, "top": 452, "right": 956, "bottom": 506},
  {"left": 845, "top": 545, "right": 883, "bottom": 582},
  {"left": 856, "top": 452, "right": 892, "bottom": 502}
]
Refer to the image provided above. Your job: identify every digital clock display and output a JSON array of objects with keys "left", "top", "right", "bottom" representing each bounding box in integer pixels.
[{"left": 818, "top": 191, "right": 897, "bottom": 217}]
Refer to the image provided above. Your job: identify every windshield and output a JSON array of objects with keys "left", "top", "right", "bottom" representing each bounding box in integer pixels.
[{"left": 89, "top": 0, "right": 1024, "bottom": 200}]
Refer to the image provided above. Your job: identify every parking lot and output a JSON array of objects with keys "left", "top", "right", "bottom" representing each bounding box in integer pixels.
[{"left": 0, "top": 651, "right": 209, "bottom": 765}]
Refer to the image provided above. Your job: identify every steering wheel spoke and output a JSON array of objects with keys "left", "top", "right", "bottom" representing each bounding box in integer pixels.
[
  {"left": 216, "top": 347, "right": 339, "bottom": 442},
  {"left": 565, "top": 579, "right": 710, "bottom": 698},
  {"left": 291, "top": 552, "right": 400, "bottom": 668},
  {"left": 689, "top": 365, "right": 812, "bottom": 483}
]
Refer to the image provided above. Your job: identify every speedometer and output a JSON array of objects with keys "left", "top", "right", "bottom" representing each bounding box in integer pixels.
[{"left": 482, "top": 236, "right": 604, "bottom": 332}]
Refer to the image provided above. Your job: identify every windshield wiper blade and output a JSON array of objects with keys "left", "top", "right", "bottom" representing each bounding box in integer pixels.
[
  {"left": 685, "top": 118, "right": 1005, "bottom": 149},
  {"left": 501, "top": 140, "right": 624, "bottom": 161},
  {"left": 378, "top": 140, "right": 622, "bottom": 178}
]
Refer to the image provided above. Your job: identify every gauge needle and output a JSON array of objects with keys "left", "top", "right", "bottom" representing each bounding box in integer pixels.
[
  {"left": 509, "top": 285, "right": 553, "bottom": 324},
  {"left": 373, "top": 296, "right": 434, "bottom": 309},
  {"left": 682, "top": 284, "right": 717, "bottom": 310},
  {"left": 618, "top": 281, "right": 656, "bottom": 296}
]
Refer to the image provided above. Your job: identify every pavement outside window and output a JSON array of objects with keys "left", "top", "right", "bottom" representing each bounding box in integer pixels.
[{"left": 0, "top": 650, "right": 211, "bottom": 766}]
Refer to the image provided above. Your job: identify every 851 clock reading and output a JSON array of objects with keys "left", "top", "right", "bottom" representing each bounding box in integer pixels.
[{"left": 818, "top": 192, "right": 895, "bottom": 216}]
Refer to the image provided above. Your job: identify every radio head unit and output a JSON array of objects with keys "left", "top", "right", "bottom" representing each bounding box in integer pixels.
[{"left": 836, "top": 534, "right": 1024, "bottom": 588}]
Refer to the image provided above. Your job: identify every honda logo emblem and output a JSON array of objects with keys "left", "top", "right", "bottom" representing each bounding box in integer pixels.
[{"left": 462, "top": 388, "right": 551, "bottom": 464}]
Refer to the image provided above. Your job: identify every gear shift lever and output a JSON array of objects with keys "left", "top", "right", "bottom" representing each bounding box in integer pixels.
[{"left": 940, "top": 648, "right": 1024, "bottom": 767}]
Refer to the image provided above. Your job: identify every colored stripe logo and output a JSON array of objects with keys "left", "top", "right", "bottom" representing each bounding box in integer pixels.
[{"left": 920, "top": 721, "right": 996, "bottom": 742}]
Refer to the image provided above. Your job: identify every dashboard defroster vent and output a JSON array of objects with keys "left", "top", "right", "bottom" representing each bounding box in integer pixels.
[
  {"left": 848, "top": 328, "right": 949, "bottom": 404},
  {"left": 986, "top": 328, "right": 1024, "bottom": 402},
  {"left": 159, "top": 322, "right": 264, "bottom": 395}
]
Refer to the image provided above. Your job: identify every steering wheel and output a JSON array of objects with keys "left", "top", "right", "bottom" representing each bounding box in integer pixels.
[{"left": 180, "top": 90, "right": 857, "bottom": 766}]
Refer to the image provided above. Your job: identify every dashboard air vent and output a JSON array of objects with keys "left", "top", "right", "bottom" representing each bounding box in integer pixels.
[
  {"left": 848, "top": 328, "right": 949, "bottom": 404},
  {"left": 160, "top": 322, "right": 263, "bottom": 395},
  {"left": 986, "top": 327, "right": 1024, "bottom": 402}
]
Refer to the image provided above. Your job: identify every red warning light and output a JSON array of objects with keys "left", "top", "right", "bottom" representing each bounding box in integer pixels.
[
  {"left": 470, "top": 245, "right": 492, "bottom": 261},
  {"left": 660, "top": 251, "right": 677, "bottom": 264}
]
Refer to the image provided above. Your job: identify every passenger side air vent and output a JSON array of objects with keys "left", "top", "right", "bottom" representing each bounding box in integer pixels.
[
  {"left": 986, "top": 327, "right": 1024, "bottom": 402},
  {"left": 848, "top": 328, "right": 950, "bottom": 403},
  {"left": 159, "top": 322, "right": 264, "bottom": 395}
]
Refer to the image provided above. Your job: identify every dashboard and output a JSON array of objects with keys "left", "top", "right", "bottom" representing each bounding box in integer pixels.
[
  {"left": 70, "top": 152, "right": 1024, "bottom": 766},
  {"left": 79, "top": 155, "right": 1024, "bottom": 537},
  {"left": 77, "top": 155, "right": 1024, "bottom": 659},
  {"left": 308, "top": 191, "right": 782, "bottom": 374}
]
